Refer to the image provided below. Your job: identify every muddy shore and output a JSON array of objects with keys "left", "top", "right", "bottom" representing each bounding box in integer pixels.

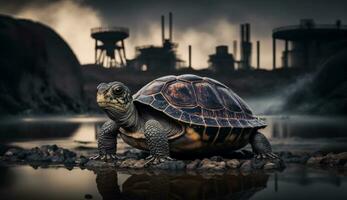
[{"left": 1, "top": 144, "right": 346, "bottom": 173}]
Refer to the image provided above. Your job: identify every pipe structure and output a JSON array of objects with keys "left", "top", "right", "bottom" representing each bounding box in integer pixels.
[
  {"left": 273, "top": 38, "right": 276, "bottom": 70},
  {"left": 233, "top": 40, "right": 237, "bottom": 59},
  {"left": 161, "top": 15, "right": 165, "bottom": 44},
  {"left": 246, "top": 23, "right": 250, "bottom": 42},
  {"left": 169, "top": 12, "right": 173, "bottom": 42},
  {"left": 284, "top": 40, "right": 289, "bottom": 68},
  {"left": 257, "top": 40, "right": 260, "bottom": 69},
  {"left": 188, "top": 45, "right": 192, "bottom": 68}
]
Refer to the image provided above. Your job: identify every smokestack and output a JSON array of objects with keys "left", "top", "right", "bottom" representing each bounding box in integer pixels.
[
  {"left": 188, "top": 45, "right": 192, "bottom": 68},
  {"left": 256, "top": 41, "right": 260, "bottom": 69},
  {"left": 246, "top": 23, "right": 250, "bottom": 42},
  {"left": 233, "top": 40, "right": 237, "bottom": 59},
  {"left": 169, "top": 12, "right": 173, "bottom": 42},
  {"left": 161, "top": 15, "right": 165, "bottom": 44},
  {"left": 240, "top": 24, "right": 244, "bottom": 42}
]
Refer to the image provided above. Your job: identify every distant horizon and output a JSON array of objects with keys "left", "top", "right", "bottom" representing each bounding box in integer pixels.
[{"left": 1, "top": 0, "right": 346, "bottom": 70}]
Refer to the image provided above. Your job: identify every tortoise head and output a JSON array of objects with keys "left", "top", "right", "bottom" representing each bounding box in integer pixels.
[{"left": 96, "top": 82, "right": 133, "bottom": 114}]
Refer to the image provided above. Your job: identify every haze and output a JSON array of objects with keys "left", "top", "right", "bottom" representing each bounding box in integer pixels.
[{"left": 1, "top": 0, "right": 346, "bottom": 69}]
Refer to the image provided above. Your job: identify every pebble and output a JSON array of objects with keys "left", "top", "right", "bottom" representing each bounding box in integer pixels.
[
  {"left": 186, "top": 159, "right": 201, "bottom": 170},
  {"left": 152, "top": 160, "right": 186, "bottom": 170},
  {"left": 5, "top": 145, "right": 347, "bottom": 171},
  {"left": 226, "top": 159, "right": 240, "bottom": 169},
  {"left": 240, "top": 160, "right": 252, "bottom": 172},
  {"left": 119, "top": 159, "right": 145, "bottom": 169},
  {"left": 263, "top": 162, "right": 277, "bottom": 170},
  {"left": 308, "top": 152, "right": 347, "bottom": 167},
  {"left": 251, "top": 158, "right": 266, "bottom": 169},
  {"left": 2, "top": 145, "right": 77, "bottom": 165},
  {"left": 198, "top": 159, "right": 226, "bottom": 171}
]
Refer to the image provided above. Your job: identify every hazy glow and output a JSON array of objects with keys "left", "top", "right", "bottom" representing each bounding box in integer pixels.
[
  {"left": 13, "top": 0, "right": 284, "bottom": 69},
  {"left": 16, "top": 0, "right": 103, "bottom": 64}
]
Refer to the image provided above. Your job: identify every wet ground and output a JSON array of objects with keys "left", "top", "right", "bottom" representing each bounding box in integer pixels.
[{"left": 0, "top": 115, "right": 347, "bottom": 199}]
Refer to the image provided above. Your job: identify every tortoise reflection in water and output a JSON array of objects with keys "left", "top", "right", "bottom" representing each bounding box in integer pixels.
[
  {"left": 91, "top": 74, "right": 279, "bottom": 165},
  {"left": 95, "top": 169, "right": 269, "bottom": 200}
]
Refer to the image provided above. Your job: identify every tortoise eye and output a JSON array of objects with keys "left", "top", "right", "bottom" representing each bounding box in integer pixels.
[{"left": 112, "top": 86, "right": 124, "bottom": 96}]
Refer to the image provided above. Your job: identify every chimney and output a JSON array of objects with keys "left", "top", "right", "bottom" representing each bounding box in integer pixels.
[
  {"left": 169, "top": 12, "right": 173, "bottom": 42},
  {"left": 233, "top": 40, "right": 237, "bottom": 59},
  {"left": 246, "top": 23, "right": 250, "bottom": 42},
  {"left": 188, "top": 45, "right": 192, "bottom": 68},
  {"left": 256, "top": 40, "right": 260, "bottom": 69},
  {"left": 161, "top": 15, "right": 165, "bottom": 44}
]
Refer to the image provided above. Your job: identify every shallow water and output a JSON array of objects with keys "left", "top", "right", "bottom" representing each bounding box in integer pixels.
[
  {"left": 0, "top": 165, "right": 346, "bottom": 200},
  {"left": 0, "top": 115, "right": 347, "bottom": 199},
  {"left": 1, "top": 115, "right": 347, "bottom": 152}
]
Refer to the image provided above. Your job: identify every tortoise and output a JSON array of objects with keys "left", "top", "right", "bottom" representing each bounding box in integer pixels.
[{"left": 91, "top": 74, "right": 278, "bottom": 164}]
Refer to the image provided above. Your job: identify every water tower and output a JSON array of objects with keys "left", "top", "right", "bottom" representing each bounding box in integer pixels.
[{"left": 91, "top": 27, "right": 129, "bottom": 68}]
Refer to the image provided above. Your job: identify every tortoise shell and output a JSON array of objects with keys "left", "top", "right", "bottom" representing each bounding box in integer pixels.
[{"left": 133, "top": 74, "right": 266, "bottom": 128}]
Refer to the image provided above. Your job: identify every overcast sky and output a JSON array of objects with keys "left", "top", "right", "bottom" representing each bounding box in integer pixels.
[{"left": 1, "top": 0, "right": 347, "bottom": 69}]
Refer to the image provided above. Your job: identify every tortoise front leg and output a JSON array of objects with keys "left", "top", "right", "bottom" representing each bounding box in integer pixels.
[
  {"left": 250, "top": 131, "right": 279, "bottom": 159},
  {"left": 144, "top": 120, "right": 174, "bottom": 166},
  {"left": 90, "top": 120, "right": 119, "bottom": 162}
]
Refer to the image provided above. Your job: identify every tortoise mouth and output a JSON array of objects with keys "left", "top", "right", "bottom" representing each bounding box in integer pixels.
[{"left": 97, "top": 101, "right": 127, "bottom": 112}]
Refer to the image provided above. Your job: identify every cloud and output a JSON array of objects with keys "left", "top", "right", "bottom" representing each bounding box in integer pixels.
[{"left": 15, "top": 0, "right": 103, "bottom": 64}]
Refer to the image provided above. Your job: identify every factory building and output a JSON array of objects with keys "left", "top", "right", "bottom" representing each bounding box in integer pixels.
[
  {"left": 208, "top": 46, "right": 235, "bottom": 72},
  {"left": 128, "top": 12, "right": 183, "bottom": 71},
  {"left": 272, "top": 19, "right": 347, "bottom": 69},
  {"left": 208, "top": 23, "right": 260, "bottom": 72}
]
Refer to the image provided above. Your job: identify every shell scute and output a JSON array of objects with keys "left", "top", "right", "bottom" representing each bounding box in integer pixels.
[{"left": 133, "top": 74, "right": 266, "bottom": 129}]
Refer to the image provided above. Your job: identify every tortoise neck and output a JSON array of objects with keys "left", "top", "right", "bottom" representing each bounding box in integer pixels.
[{"left": 115, "top": 102, "right": 139, "bottom": 131}]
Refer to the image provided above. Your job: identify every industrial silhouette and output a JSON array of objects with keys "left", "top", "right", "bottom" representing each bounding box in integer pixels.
[
  {"left": 90, "top": 13, "right": 347, "bottom": 74},
  {"left": 272, "top": 19, "right": 347, "bottom": 69},
  {"left": 91, "top": 27, "right": 129, "bottom": 67}
]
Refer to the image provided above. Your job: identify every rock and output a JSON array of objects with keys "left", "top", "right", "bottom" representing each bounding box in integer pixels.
[
  {"left": 51, "top": 155, "right": 64, "bottom": 163},
  {"left": 77, "top": 156, "right": 89, "bottom": 166},
  {"left": 264, "top": 162, "right": 277, "bottom": 170},
  {"left": 64, "top": 157, "right": 76, "bottom": 165},
  {"left": 118, "top": 159, "right": 146, "bottom": 169},
  {"left": 240, "top": 160, "right": 252, "bottom": 172},
  {"left": 321, "top": 152, "right": 347, "bottom": 167},
  {"left": 133, "top": 159, "right": 146, "bottom": 169},
  {"left": 226, "top": 159, "right": 240, "bottom": 169},
  {"left": 85, "top": 160, "right": 116, "bottom": 168},
  {"left": 4, "top": 148, "right": 21, "bottom": 157},
  {"left": 153, "top": 160, "right": 186, "bottom": 170},
  {"left": 186, "top": 159, "right": 201, "bottom": 170},
  {"left": 119, "top": 159, "right": 138, "bottom": 168},
  {"left": 306, "top": 156, "right": 324, "bottom": 166},
  {"left": 251, "top": 158, "right": 266, "bottom": 169},
  {"left": 210, "top": 156, "right": 224, "bottom": 162},
  {"left": 198, "top": 159, "right": 226, "bottom": 171}
]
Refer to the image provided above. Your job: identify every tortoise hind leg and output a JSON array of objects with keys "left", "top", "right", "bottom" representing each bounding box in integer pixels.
[
  {"left": 144, "top": 120, "right": 174, "bottom": 166},
  {"left": 250, "top": 131, "right": 279, "bottom": 159}
]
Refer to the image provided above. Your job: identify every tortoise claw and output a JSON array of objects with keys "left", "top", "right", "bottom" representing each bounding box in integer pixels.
[
  {"left": 90, "top": 153, "right": 118, "bottom": 162},
  {"left": 144, "top": 156, "right": 175, "bottom": 167},
  {"left": 255, "top": 152, "right": 280, "bottom": 160}
]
